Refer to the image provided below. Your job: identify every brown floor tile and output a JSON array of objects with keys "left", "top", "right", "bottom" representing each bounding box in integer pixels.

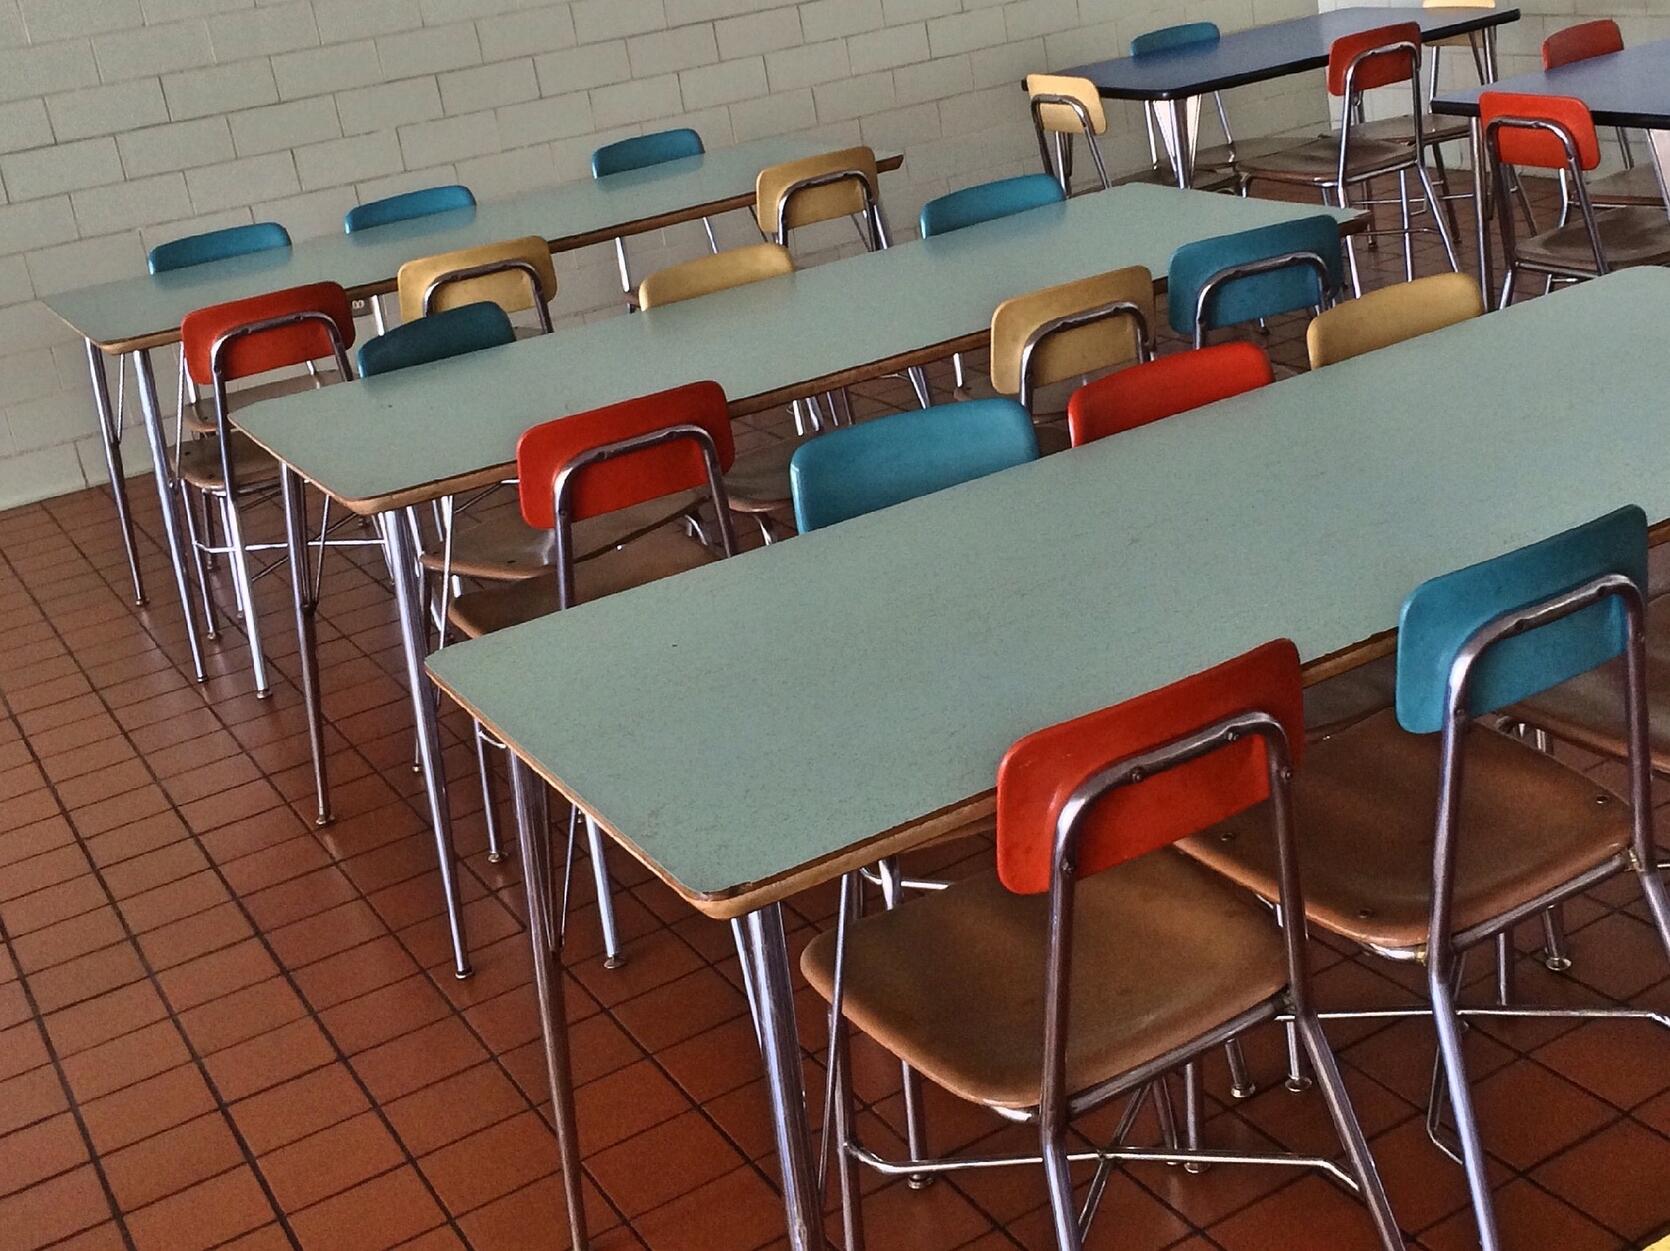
[
  {"left": 0, "top": 1110, "right": 88, "bottom": 1200},
  {"left": 259, "top": 1109, "right": 407, "bottom": 1212},
  {"left": 203, "top": 1015, "right": 338, "bottom": 1102},
  {"left": 123, "top": 1165, "right": 277, "bottom": 1251},
  {"left": 286, "top": 1165, "right": 447, "bottom": 1251},
  {"left": 1532, "top": 1116, "right": 1670, "bottom": 1243},
  {"left": 230, "top": 1062, "right": 370, "bottom": 1156},
  {"left": 101, "top": 1110, "right": 245, "bottom": 1211},
  {"left": 78, "top": 1062, "right": 217, "bottom": 1154},
  {"left": 0, "top": 1165, "right": 113, "bottom": 1249}
]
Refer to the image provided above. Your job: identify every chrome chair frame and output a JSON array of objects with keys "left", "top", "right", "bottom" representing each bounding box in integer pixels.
[
  {"left": 1192, "top": 250, "right": 1337, "bottom": 350},
  {"left": 772, "top": 167, "right": 890, "bottom": 252},
  {"left": 1319, "top": 38, "right": 1461, "bottom": 291},
  {"left": 1306, "top": 572, "right": 1670, "bottom": 1251},
  {"left": 1015, "top": 301, "right": 1152, "bottom": 411},
  {"left": 422, "top": 258, "right": 554, "bottom": 333},
  {"left": 190, "top": 312, "right": 357, "bottom": 697},
  {"left": 822, "top": 709, "right": 1404, "bottom": 1251},
  {"left": 1486, "top": 114, "right": 1610, "bottom": 305},
  {"left": 1029, "top": 94, "right": 1111, "bottom": 193}
]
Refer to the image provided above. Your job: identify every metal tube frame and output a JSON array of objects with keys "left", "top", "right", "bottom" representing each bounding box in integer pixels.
[
  {"left": 1485, "top": 114, "right": 1610, "bottom": 306},
  {"left": 1192, "top": 250, "right": 1337, "bottom": 350},
  {"left": 1016, "top": 301, "right": 1152, "bottom": 412},
  {"left": 84, "top": 341, "right": 146, "bottom": 605},
  {"left": 422, "top": 258, "right": 554, "bottom": 333},
  {"left": 1028, "top": 95, "right": 1111, "bottom": 193}
]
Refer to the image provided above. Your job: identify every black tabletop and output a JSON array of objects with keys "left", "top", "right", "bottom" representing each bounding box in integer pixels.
[
  {"left": 1063, "top": 6, "right": 1519, "bottom": 101},
  {"left": 1433, "top": 39, "right": 1670, "bottom": 128}
]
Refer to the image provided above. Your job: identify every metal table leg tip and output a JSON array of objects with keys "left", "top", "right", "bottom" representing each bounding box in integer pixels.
[
  {"left": 1183, "top": 1163, "right": 1209, "bottom": 1175},
  {"left": 1284, "top": 1076, "right": 1313, "bottom": 1094},
  {"left": 452, "top": 964, "right": 474, "bottom": 981},
  {"left": 255, "top": 688, "right": 272, "bottom": 700},
  {"left": 487, "top": 851, "right": 507, "bottom": 864},
  {"left": 314, "top": 812, "right": 331, "bottom": 828},
  {"left": 1543, "top": 954, "right": 1573, "bottom": 973},
  {"left": 1230, "top": 1082, "right": 1257, "bottom": 1100},
  {"left": 603, "top": 955, "right": 626, "bottom": 970},
  {"left": 906, "top": 1175, "right": 933, "bottom": 1191},
  {"left": 133, "top": 595, "right": 148, "bottom": 607}
]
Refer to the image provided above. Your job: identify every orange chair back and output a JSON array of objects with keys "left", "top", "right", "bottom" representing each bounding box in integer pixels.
[
  {"left": 1066, "top": 342, "right": 1273, "bottom": 447},
  {"left": 1480, "top": 91, "right": 1601, "bottom": 172},
  {"left": 515, "top": 381, "right": 734, "bottom": 529},
  {"left": 181, "top": 282, "right": 354, "bottom": 386},
  {"left": 1543, "top": 19, "right": 1622, "bottom": 70},
  {"left": 1326, "top": 23, "right": 1419, "bottom": 96},
  {"left": 996, "top": 640, "right": 1305, "bottom": 894}
]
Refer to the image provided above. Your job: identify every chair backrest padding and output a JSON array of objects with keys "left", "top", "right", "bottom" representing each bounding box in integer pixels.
[{"left": 357, "top": 302, "right": 513, "bottom": 377}]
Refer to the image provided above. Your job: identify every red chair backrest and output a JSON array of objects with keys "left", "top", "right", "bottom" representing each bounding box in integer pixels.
[
  {"left": 996, "top": 640, "right": 1305, "bottom": 894},
  {"left": 1543, "top": 19, "right": 1623, "bottom": 70},
  {"left": 1326, "top": 22, "right": 1419, "bottom": 96},
  {"left": 1066, "top": 342, "right": 1273, "bottom": 447},
  {"left": 1480, "top": 91, "right": 1601, "bottom": 172},
  {"left": 516, "top": 380, "right": 735, "bottom": 529},
  {"left": 181, "top": 282, "right": 354, "bottom": 387}
]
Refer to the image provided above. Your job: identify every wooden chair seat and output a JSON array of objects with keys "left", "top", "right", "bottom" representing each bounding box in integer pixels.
[
  {"left": 181, "top": 372, "right": 336, "bottom": 435},
  {"left": 1111, "top": 165, "right": 1239, "bottom": 194},
  {"left": 1510, "top": 592, "right": 1670, "bottom": 773},
  {"left": 447, "top": 527, "right": 714, "bottom": 638},
  {"left": 1303, "top": 654, "right": 1396, "bottom": 736},
  {"left": 421, "top": 492, "right": 702, "bottom": 582},
  {"left": 801, "top": 851, "right": 1286, "bottom": 1110},
  {"left": 1587, "top": 164, "right": 1665, "bottom": 208},
  {"left": 1239, "top": 136, "right": 1418, "bottom": 185},
  {"left": 175, "top": 431, "right": 280, "bottom": 492},
  {"left": 1516, "top": 206, "right": 1670, "bottom": 273},
  {"left": 1181, "top": 708, "right": 1631, "bottom": 953},
  {"left": 723, "top": 438, "right": 799, "bottom": 514},
  {"left": 1324, "top": 115, "right": 1471, "bottom": 148}
]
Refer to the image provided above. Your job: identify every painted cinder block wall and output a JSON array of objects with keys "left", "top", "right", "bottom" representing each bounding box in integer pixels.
[{"left": 0, "top": 0, "right": 1617, "bottom": 512}]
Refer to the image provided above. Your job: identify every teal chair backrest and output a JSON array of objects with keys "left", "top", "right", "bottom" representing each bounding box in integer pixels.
[
  {"left": 357, "top": 302, "right": 514, "bottom": 377},
  {"left": 1396, "top": 506, "right": 1648, "bottom": 734},
  {"left": 1166, "top": 215, "right": 1343, "bottom": 337},
  {"left": 1131, "top": 21, "right": 1220, "bottom": 56},
  {"left": 790, "top": 399, "right": 1039, "bottom": 532},
  {"left": 344, "top": 185, "right": 475, "bottom": 233},
  {"left": 592, "top": 128, "right": 705, "bottom": 178},
  {"left": 919, "top": 174, "right": 1066, "bottom": 238},
  {"left": 148, "top": 222, "right": 291, "bottom": 274}
]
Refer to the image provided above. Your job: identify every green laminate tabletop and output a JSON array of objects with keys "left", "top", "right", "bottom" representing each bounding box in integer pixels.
[
  {"left": 45, "top": 136, "right": 899, "bottom": 354},
  {"left": 427, "top": 270, "right": 1670, "bottom": 919},
  {"left": 234, "top": 185, "right": 1357, "bottom": 514}
]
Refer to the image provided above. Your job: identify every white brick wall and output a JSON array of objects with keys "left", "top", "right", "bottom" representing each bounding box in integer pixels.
[{"left": 0, "top": 0, "right": 1342, "bottom": 512}]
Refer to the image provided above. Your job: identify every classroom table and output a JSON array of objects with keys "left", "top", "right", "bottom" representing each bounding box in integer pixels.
[
  {"left": 40, "top": 136, "right": 902, "bottom": 677},
  {"left": 232, "top": 183, "right": 1359, "bottom": 982},
  {"left": 1433, "top": 38, "right": 1670, "bottom": 306},
  {"left": 423, "top": 267, "right": 1670, "bottom": 1250},
  {"left": 1059, "top": 6, "right": 1519, "bottom": 189}
]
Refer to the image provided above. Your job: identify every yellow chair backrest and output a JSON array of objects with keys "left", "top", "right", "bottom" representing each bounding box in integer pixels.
[
  {"left": 1306, "top": 272, "right": 1483, "bottom": 369},
  {"left": 990, "top": 266, "right": 1155, "bottom": 398},
  {"left": 756, "top": 146, "right": 879, "bottom": 239},
  {"left": 638, "top": 243, "right": 794, "bottom": 310},
  {"left": 1025, "top": 74, "right": 1108, "bottom": 138},
  {"left": 396, "top": 236, "right": 557, "bottom": 324}
]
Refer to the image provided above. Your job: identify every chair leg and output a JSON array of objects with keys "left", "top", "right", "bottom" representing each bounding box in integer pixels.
[
  {"left": 876, "top": 858, "right": 932, "bottom": 1188},
  {"left": 473, "top": 721, "right": 507, "bottom": 863},
  {"left": 1041, "top": 1121, "right": 1084, "bottom": 1251},
  {"left": 178, "top": 482, "right": 220, "bottom": 641},
  {"left": 1398, "top": 170, "right": 1414, "bottom": 283},
  {"left": 1224, "top": 1037, "right": 1256, "bottom": 1098},
  {"left": 221, "top": 492, "right": 270, "bottom": 696},
  {"left": 584, "top": 814, "right": 624, "bottom": 968},
  {"left": 1541, "top": 904, "right": 1574, "bottom": 972},
  {"left": 1428, "top": 141, "right": 1465, "bottom": 257},
  {"left": 1416, "top": 163, "right": 1461, "bottom": 273},
  {"left": 1429, "top": 965, "right": 1502, "bottom": 1251},
  {"left": 1498, "top": 264, "right": 1519, "bottom": 309},
  {"left": 1494, "top": 930, "right": 1516, "bottom": 1006},
  {"left": 1182, "top": 1060, "right": 1206, "bottom": 1174},
  {"left": 1295, "top": 1010, "right": 1407, "bottom": 1250},
  {"left": 907, "top": 367, "right": 932, "bottom": 409},
  {"left": 830, "top": 1007, "right": 866, "bottom": 1251}
]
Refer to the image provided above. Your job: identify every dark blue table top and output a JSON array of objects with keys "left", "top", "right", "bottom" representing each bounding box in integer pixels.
[
  {"left": 1433, "top": 39, "right": 1670, "bottom": 128},
  {"left": 1063, "top": 6, "right": 1518, "bottom": 101}
]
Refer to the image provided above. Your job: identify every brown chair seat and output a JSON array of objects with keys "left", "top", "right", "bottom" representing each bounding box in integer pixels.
[
  {"left": 1515, "top": 206, "right": 1670, "bottom": 273},
  {"left": 1239, "top": 136, "right": 1419, "bottom": 185},
  {"left": 1324, "top": 115, "right": 1471, "bottom": 148},
  {"left": 181, "top": 372, "right": 337, "bottom": 435},
  {"left": 1180, "top": 709, "right": 1631, "bottom": 954},
  {"left": 1304, "top": 654, "right": 1396, "bottom": 737},
  {"left": 175, "top": 431, "right": 280, "bottom": 492},
  {"left": 1197, "top": 135, "right": 1315, "bottom": 170},
  {"left": 447, "top": 526, "right": 715, "bottom": 638},
  {"left": 1587, "top": 165, "right": 1665, "bottom": 209},
  {"left": 420, "top": 492, "right": 702, "bottom": 582},
  {"left": 1110, "top": 165, "right": 1240, "bottom": 194},
  {"left": 800, "top": 851, "right": 1287, "bottom": 1110},
  {"left": 1510, "top": 592, "right": 1670, "bottom": 773},
  {"left": 723, "top": 438, "right": 799, "bottom": 514}
]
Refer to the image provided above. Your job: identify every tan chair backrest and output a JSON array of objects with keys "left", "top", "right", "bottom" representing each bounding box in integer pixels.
[
  {"left": 990, "top": 266, "right": 1155, "bottom": 398},
  {"left": 756, "top": 146, "right": 879, "bottom": 238},
  {"left": 397, "top": 236, "right": 557, "bottom": 324},
  {"left": 1306, "top": 271, "right": 1483, "bottom": 369},
  {"left": 638, "top": 243, "right": 794, "bottom": 310},
  {"left": 1026, "top": 74, "right": 1108, "bottom": 137}
]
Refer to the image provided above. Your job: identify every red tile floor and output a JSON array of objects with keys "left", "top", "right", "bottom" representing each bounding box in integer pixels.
[{"left": 1, "top": 175, "right": 1668, "bottom": 1250}]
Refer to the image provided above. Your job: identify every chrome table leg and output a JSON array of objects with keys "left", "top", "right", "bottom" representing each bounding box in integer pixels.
[
  {"left": 281, "top": 466, "right": 331, "bottom": 826},
  {"left": 85, "top": 340, "right": 145, "bottom": 605},
  {"left": 508, "top": 757, "right": 589, "bottom": 1250},
  {"left": 380, "top": 511, "right": 472, "bottom": 979},
  {"left": 1169, "top": 97, "right": 1197, "bottom": 189},
  {"left": 130, "top": 348, "right": 207, "bottom": 683},
  {"left": 1470, "top": 117, "right": 1494, "bottom": 309},
  {"left": 740, "top": 902, "right": 825, "bottom": 1251}
]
